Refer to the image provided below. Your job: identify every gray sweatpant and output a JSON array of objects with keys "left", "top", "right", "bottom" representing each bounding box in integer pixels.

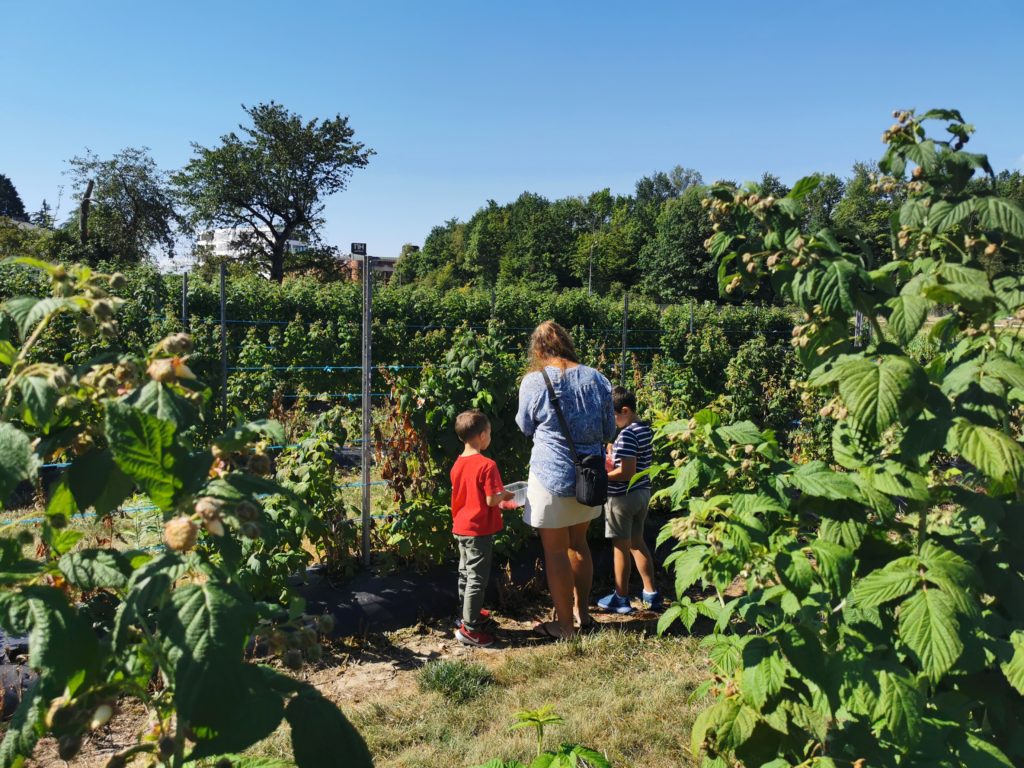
[{"left": 455, "top": 534, "right": 494, "bottom": 631}]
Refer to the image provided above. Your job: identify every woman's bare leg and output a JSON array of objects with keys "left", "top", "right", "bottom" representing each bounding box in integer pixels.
[
  {"left": 567, "top": 520, "right": 594, "bottom": 626},
  {"left": 538, "top": 526, "right": 575, "bottom": 636}
]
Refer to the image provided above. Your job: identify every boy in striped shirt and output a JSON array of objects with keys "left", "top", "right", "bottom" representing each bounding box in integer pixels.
[{"left": 596, "top": 386, "right": 662, "bottom": 614}]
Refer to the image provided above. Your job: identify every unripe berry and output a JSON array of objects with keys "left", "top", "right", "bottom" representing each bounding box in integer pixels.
[
  {"left": 283, "top": 649, "right": 303, "bottom": 670},
  {"left": 109, "top": 272, "right": 128, "bottom": 291},
  {"left": 316, "top": 614, "right": 336, "bottom": 635},
  {"left": 90, "top": 704, "right": 114, "bottom": 730},
  {"left": 164, "top": 517, "right": 198, "bottom": 552}
]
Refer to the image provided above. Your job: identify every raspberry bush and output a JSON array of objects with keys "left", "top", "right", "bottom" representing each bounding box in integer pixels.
[
  {"left": 0, "top": 259, "right": 371, "bottom": 767},
  {"left": 655, "top": 110, "right": 1024, "bottom": 766}
]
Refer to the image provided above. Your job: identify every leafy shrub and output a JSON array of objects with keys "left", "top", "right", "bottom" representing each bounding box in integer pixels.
[
  {"left": 0, "top": 258, "right": 370, "bottom": 767},
  {"left": 656, "top": 109, "right": 1024, "bottom": 766},
  {"left": 417, "top": 659, "right": 494, "bottom": 703}
]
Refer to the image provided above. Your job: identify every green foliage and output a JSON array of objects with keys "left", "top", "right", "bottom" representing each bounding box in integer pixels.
[
  {"left": 470, "top": 706, "right": 611, "bottom": 768},
  {"left": 0, "top": 258, "right": 370, "bottom": 768},
  {"left": 417, "top": 659, "right": 494, "bottom": 703},
  {"left": 658, "top": 109, "right": 1024, "bottom": 767},
  {"left": 0, "top": 173, "right": 28, "bottom": 222},
  {"left": 64, "top": 147, "right": 182, "bottom": 264}
]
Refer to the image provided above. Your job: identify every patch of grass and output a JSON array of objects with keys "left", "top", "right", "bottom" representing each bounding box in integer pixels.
[
  {"left": 356, "top": 629, "right": 706, "bottom": 767},
  {"left": 418, "top": 659, "right": 495, "bottom": 703}
]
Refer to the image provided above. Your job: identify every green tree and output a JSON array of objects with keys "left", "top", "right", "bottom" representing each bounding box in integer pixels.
[
  {"left": 65, "top": 147, "right": 181, "bottom": 264},
  {"left": 0, "top": 173, "right": 28, "bottom": 222},
  {"left": 175, "top": 102, "right": 374, "bottom": 283},
  {"left": 637, "top": 185, "right": 715, "bottom": 301},
  {"left": 833, "top": 160, "right": 902, "bottom": 260},
  {"left": 802, "top": 172, "right": 845, "bottom": 232}
]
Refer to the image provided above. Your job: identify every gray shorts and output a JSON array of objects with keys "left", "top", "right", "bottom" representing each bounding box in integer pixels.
[{"left": 604, "top": 488, "right": 651, "bottom": 541}]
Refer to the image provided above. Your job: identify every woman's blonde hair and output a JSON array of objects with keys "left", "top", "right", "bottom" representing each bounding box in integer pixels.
[{"left": 528, "top": 321, "right": 578, "bottom": 371}]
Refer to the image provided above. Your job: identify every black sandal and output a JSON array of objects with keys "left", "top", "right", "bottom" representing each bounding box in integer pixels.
[{"left": 532, "top": 621, "right": 567, "bottom": 641}]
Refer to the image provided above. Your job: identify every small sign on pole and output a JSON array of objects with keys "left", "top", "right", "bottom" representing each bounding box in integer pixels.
[{"left": 351, "top": 243, "right": 367, "bottom": 256}]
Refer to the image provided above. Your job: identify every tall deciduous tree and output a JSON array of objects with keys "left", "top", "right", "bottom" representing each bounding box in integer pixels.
[
  {"left": 65, "top": 147, "right": 181, "bottom": 263},
  {"left": 0, "top": 174, "right": 28, "bottom": 222},
  {"left": 637, "top": 184, "right": 716, "bottom": 302},
  {"left": 175, "top": 102, "right": 374, "bottom": 282}
]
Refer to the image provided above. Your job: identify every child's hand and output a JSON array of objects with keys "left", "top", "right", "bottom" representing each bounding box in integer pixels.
[
  {"left": 498, "top": 500, "right": 519, "bottom": 510},
  {"left": 605, "top": 455, "right": 615, "bottom": 471}
]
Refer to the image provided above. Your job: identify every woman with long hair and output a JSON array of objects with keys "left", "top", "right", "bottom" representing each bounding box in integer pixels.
[{"left": 515, "top": 321, "right": 615, "bottom": 639}]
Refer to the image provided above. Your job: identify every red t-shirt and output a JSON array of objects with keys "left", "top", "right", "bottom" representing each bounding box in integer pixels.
[{"left": 450, "top": 453, "right": 505, "bottom": 537}]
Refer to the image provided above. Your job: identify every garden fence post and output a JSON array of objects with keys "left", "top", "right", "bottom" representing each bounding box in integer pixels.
[
  {"left": 182, "top": 273, "right": 189, "bottom": 333},
  {"left": 689, "top": 300, "right": 694, "bottom": 335},
  {"left": 357, "top": 245, "right": 373, "bottom": 568},
  {"left": 621, "top": 291, "right": 629, "bottom": 386},
  {"left": 854, "top": 311, "right": 863, "bottom": 348},
  {"left": 219, "top": 263, "right": 228, "bottom": 421}
]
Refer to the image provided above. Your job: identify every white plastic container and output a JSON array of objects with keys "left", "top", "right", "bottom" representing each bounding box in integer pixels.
[{"left": 504, "top": 481, "right": 528, "bottom": 507}]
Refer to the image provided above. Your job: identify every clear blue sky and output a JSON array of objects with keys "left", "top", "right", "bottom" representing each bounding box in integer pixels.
[{"left": 2, "top": 1, "right": 1022, "bottom": 264}]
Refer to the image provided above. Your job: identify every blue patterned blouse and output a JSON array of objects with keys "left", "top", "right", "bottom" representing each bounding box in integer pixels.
[{"left": 515, "top": 365, "right": 616, "bottom": 497}]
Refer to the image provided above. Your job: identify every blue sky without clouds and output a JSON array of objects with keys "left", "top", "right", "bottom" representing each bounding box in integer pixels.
[{"left": 2, "top": 1, "right": 1022, "bottom": 263}]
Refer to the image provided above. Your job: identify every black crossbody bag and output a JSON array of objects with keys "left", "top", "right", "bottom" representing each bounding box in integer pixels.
[{"left": 540, "top": 369, "right": 608, "bottom": 507}]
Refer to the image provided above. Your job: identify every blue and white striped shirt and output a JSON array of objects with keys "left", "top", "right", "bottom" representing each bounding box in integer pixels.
[{"left": 608, "top": 421, "right": 653, "bottom": 497}]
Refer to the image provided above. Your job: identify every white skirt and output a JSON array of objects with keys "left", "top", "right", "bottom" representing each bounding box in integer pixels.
[{"left": 523, "top": 472, "right": 602, "bottom": 530}]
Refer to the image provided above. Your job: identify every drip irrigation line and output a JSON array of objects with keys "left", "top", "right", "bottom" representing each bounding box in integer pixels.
[{"left": 281, "top": 393, "right": 388, "bottom": 400}]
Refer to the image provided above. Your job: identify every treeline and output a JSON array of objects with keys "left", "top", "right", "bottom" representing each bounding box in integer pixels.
[{"left": 395, "top": 165, "right": 1024, "bottom": 302}]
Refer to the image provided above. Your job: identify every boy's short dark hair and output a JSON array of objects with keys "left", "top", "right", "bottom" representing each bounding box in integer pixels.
[
  {"left": 454, "top": 409, "right": 490, "bottom": 442},
  {"left": 612, "top": 386, "right": 637, "bottom": 413}
]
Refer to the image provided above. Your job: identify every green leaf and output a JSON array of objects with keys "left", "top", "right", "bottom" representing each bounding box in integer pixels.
[
  {"left": 776, "top": 547, "right": 814, "bottom": 599},
  {"left": 831, "top": 420, "right": 872, "bottom": 470},
  {"left": 17, "top": 376, "right": 57, "bottom": 430},
  {"left": 859, "top": 461, "right": 930, "bottom": 501},
  {"left": 671, "top": 545, "right": 708, "bottom": 597},
  {"left": 984, "top": 357, "right": 1024, "bottom": 391},
  {"left": 957, "top": 733, "right": 1015, "bottom": 768},
  {"left": 815, "top": 259, "right": 860, "bottom": 316},
  {"left": 187, "top": 664, "right": 285, "bottom": 760},
  {"left": 788, "top": 462, "right": 860, "bottom": 501},
  {"left": 837, "top": 355, "right": 927, "bottom": 438},
  {"left": 126, "top": 380, "right": 199, "bottom": 427},
  {"left": 58, "top": 549, "right": 132, "bottom": 590},
  {"left": 158, "top": 580, "right": 255, "bottom": 720},
  {"left": 850, "top": 562, "right": 919, "bottom": 609},
  {"left": 952, "top": 418, "right": 1024, "bottom": 486},
  {"left": 66, "top": 448, "right": 134, "bottom": 515},
  {"left": 3, "top": 296, "right": 80, "bottom": 338},
  {"left": 105, "top": 401, "right": 182, "bottom": 510},
  {"left": 885, "top": 294, "right": 929, "bottom": 346},
  {"left": 715, "top": 421, "right": 764, "bottom": 446},
  {"left": 287, "top": 688, "right": 373, "bottom": 768},
  {"left": 927, "top": 199, "right": 976, "bottom": 233},
  {"left": 873, "top": 670, "right": 923, "bottom": 745},
  {"left": 1000, "top": 630, "right": 1024, "bottom": 696},
  {"left": 215, "top": 419, "right": 286, "bottom": 451},
  {"left": 787, "top": 174, "right": 822, "bottom": 201},
  {"left": 731, "top": 493, "right": 787, "bottom": 516},
  {"left": 809, "top": 541, "right": 854, "bottom": 597},
  {"left": 899, "top": 588, "right": 963, "bottom": 681},
  {"left": 657, "top": 603, "right": 683, "bottom": 635},
  {"left": 0, "top": 423, "right": 39, "bottom": 508},
  {"left": 975, "top": 195, "right": 1024, "bottom": 239},
  {"left": 740, "top": 638, "right": 786, "bottom": 709},
  {"left": 0, "top": 585, "right": 100, "bottom": 689},
  {"left": 0, "top": 686, "right": 46, "bottom": 767}
]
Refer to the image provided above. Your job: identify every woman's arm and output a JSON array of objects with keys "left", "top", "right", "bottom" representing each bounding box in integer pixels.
[{"left": 515, "top": 374, "right": 538, "bottom": 437}]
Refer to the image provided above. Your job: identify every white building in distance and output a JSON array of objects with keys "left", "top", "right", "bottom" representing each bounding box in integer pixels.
[{"left": 196, "top": 227, "right": 311, "bottom": 259}]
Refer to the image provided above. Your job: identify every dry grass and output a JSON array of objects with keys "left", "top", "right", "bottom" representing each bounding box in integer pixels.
[{"left": 241, "top": 628, "right": 706, "bottom": 768}]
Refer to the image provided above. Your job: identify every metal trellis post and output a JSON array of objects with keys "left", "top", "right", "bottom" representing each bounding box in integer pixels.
[
  {"left": 355, "top": 243, "right": 372, "bottom": 568},
  {"left": 219, "top": 263, "right": 228, "bottom": 421},
  {"left": 621, "top": 291, "right": 629, "bottom": 386}
]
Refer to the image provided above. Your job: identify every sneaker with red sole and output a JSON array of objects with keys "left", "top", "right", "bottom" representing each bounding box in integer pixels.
[{"left": 455, "top": 625, "right": 495, "bottom": 647}]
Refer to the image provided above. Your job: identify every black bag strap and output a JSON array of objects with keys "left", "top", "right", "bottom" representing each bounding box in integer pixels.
[{"left": 540, "top": 368, "right": 580, "bottom": 466}]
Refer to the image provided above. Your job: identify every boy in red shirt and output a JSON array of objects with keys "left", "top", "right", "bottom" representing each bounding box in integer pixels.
[{"left": 450, "top": 409, "right": 513, "bottom": 647}]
